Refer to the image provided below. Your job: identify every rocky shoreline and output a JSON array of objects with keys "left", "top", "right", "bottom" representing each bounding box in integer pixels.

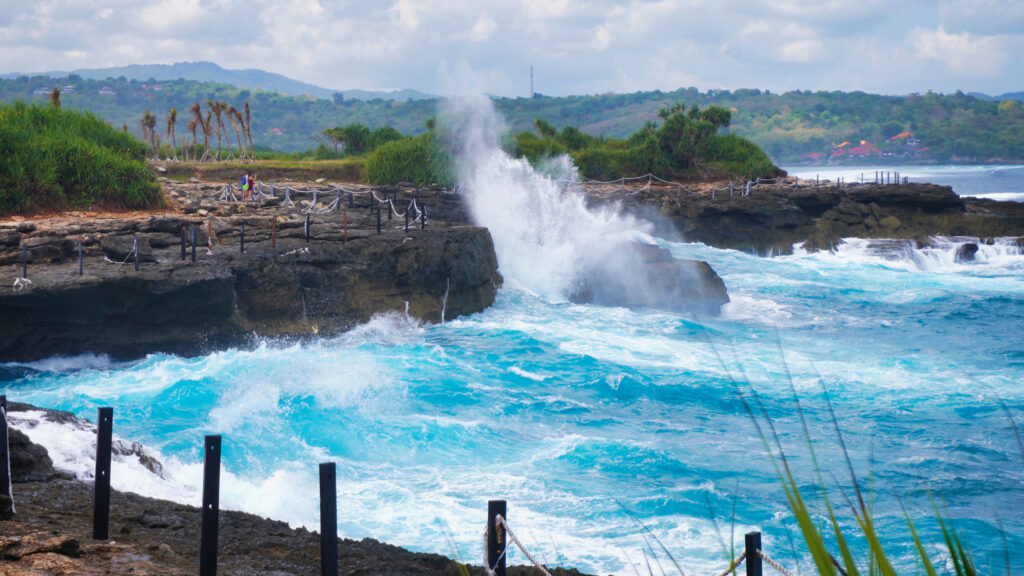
[
  {"left": 0, "top": 180, "right": 503, "bottom": 362},
  {"left": 1, "top": 402, "right": 591, "bottom": 576},
  {"left": 583, "top": 179, "right": 1024, "bottom": 255}
]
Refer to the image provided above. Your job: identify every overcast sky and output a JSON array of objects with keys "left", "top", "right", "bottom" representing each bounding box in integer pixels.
[{"left": 1, "top": 0, "right": 1022, "bottom": 97}]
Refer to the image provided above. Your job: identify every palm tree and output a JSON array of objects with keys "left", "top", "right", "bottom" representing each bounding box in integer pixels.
[
  {"left": 244, "top": 101, "right": 254, "bottom": 157},
  {"left": 206, "top": 100, "right": 225, "bottom": 160},
  {"left": 49, "top": 88, "right": 60, "bottom": 109},
  {"left": 141, "top": 111, "right": 158, "bottom": 157},
  {"left": 227, "top": 106, "right": 244, "bottom": 161},
  {"left": 187, "top": 119, "right": 198, "bottom": 162},
  {"left": 166, "top": 108, "right": 178, "bottom": 160},
  {"left": 189, "top": 103, "right": 206, "bottom": 162},
  {"left": 202, "top": 111, "right": 214, "bottom": 163}
]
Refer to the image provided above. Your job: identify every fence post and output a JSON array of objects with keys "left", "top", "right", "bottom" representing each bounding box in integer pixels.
[
  {"left": 745, "top": 532, "right": 762, "bottom": 576},
  {"left": 21, "top": 246, "right": 27, "bottom": 279},
  {"left": 348, "top": 191, "right": 354, "bottom": 209},
  {"left": 200, "top": 435, "right": 222, "bottom": 576},
  {"left": 305, "top": 214, "right": 311, "bottom": 243},
  {"left": 191, "top": 227, "right": 197, "bottom": 263},
  {"left": 405, "top": 209, "right": 409, "bottom": 233},
  {"left": 240, "top": 223, "right": 245, "bottom": 254},
  {"left": 1, "top": 395, "right": 12, "bottom": 519},
  {"left": 421, "top": 205, "right": 427, "bottom": 230},
  {"left": 133, "top": 237, "right": 139, "bottom": 272},
  {"left": 376, "top": 206, "right": 381, "bottom": 235},
  {"left": 343, "top": 211, "right": 348, "bottom": 243},
  {"left": 319, "top": 462, "right": 338, "bottom": 576},
  {"left": 181, "top": 227, "right": 187, "bottom": 260},
  {"left": 78, "top": 240, "right": 84, "bottom": 276},
  {"left": 93, "top": 407, "right": 113, "bottom": 539},
  {"left": 487, "top": 500, "right": 507, "bottom": 576}
]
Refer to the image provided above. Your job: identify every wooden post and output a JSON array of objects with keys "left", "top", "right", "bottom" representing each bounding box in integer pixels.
[
  {"left": 21, "top": 246, "right": 27, "bottom": 279},
  {"left": 745, "top": 532, "right": 762, "bottom": 576},
  {"left": 191, "top": 227, "right": 197, "bottom": 263},
  {"left": 200, "top": 435, "right": 222, "bottom": 576},
  {"left": 78, "top": 240, "right": 84, "bottom": 276},
  {"left": 93, "top": 407, "right": 113, "bottom": 539},
  {"left": 348, "top": 191, "right": 354, "bottom": 209},
  {"left": 133, "top": 237, "right": 139, "bottom": 272},
  {"left": 421, "top": 205, "right": 427, "bottom": 230},
  {"left": 0, "top": 395, "right": 12, "bottom": 518},
  {"left": 305, "top": 214, "right": 311, "bottom": 243},
  {"left": 181, "top": 227, "right": 187, "bottom": 260},
  {"left": 343, "top": 210, "right": 348, "bottom": 243},
  {"left": 487, "top": 500, "right": 507, "bottom": 576},
  {"left": 319, "top": 463, "right": 338, "bottom": 576},
  {"left": 405, "top": 209, "right": 409, "bottom": 233},
  {"left": 376, "top": 206, "right": 381, "bottom": 235}
]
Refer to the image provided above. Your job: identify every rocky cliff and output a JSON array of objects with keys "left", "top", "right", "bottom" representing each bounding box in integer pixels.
[
  {"left": 0, "top": 182, "right": 501, "bottom": 362},
  {"left": 585, "top": 180, "right": 1024, "bottom": 255}
]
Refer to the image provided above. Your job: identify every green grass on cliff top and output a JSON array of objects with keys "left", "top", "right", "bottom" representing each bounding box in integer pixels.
[{"left": 0, "top": 101, "right": 164, "bottom": 215}]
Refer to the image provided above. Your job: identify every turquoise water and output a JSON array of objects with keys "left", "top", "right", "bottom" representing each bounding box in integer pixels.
[{"left": 3, "top": 150, "right": 1023, "bottom": 574}]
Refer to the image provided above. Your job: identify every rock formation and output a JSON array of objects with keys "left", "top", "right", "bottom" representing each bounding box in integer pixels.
[
  {"left": 0, "top": 182, "right": 501, "bottom": 362},
  {"left": 585, "top": 181, "right": 1024, "bottom": 255}
]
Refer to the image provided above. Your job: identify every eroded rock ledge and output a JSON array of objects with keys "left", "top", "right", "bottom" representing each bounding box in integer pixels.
[
  {"left": 585, "top": 181, "right": 1024, "bottom": 255},
  {"left": 0, "top": 182, "right": 501, "bottom": 362}
]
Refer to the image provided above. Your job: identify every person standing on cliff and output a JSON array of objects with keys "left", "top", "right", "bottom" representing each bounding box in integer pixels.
[{"left": 241, "top": 173, "right": 250, "bottom": 201}]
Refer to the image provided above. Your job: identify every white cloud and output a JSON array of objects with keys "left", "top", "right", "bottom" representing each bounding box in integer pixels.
[
  {"left": 908, "top": 26, "right": 1006, "bottom": 76},
  {"left": 0, "top": 0, "right": 1021, "bottom": 97}
]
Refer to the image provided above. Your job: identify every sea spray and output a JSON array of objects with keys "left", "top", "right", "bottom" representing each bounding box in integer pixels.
[{"left": 440, "top": 96, "right": 653, "bottom": 299}]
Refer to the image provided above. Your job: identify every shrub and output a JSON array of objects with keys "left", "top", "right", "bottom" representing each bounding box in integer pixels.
[
  {"left": 0, "top": 102, "right": 164, "bottom": 214},
  {"left": 365, "top": 133, "right": 455, "bottom": 186}
]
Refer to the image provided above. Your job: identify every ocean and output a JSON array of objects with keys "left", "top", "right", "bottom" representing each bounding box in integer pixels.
[{"left": 3, "top": 122, "right": 1023, "bottom": 574}]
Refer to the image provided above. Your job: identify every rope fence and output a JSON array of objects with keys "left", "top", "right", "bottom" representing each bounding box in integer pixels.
[{"left": 1, "top": 397, "right": 813, "bottom": 576}]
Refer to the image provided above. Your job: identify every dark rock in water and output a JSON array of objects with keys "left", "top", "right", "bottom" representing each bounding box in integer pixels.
[
  {"left": 8, "top": 428, "right": 57, "bottom": 483},
  {"left": 956, "top": 242, "right": 979, "bottom": 262},
  {"left": 570, "top": 243, "right": 729, "bottom": 315}
]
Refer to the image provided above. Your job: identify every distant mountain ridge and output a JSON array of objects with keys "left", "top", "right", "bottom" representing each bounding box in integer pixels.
[{"left": 0, "top": 61, "right": 435, "bottom": 102}]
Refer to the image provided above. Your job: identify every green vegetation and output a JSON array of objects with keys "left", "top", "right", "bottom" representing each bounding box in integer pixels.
[
  {"left": 510, "top": 104, "right": 780, "bottom": 181},
  {"left": 5, "top": 75, "right": 1022, "bottom": 164},
  {"left": 0, "top": 102, "right": 164, "bottom": 214},
  {"left": 365, "top": 131, "right": 455, "bottom": 186}
]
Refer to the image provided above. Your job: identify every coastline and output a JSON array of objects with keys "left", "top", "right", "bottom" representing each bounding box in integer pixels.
[{"left": 2, "top": 402, "right": 593, "bottom": 576}]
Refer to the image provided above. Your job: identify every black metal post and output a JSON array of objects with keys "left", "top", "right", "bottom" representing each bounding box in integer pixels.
[
  {"left": 487, "top": 500, "right": 507, "bottom": 576},
  {"left": 133, "top": 237, "right": 139, "bottom": 272},
  {"left": 1, "top": 395, "right": 11, "bottom": 518},
  {"left": 387, "top": 198, "right": 393, "bottom": 221},
  {"left": 405, "top": 209, "right": 409, "bottom": 233},
  {"left": 181, "top": 227, "right": 187, "bottom": 260},
  {"left": 421, "top": 205, "right": 427, "bottom": 230},
  {"left": 93, "top": 407, "right": 113, "bottom": 539},
  {"left": 745, "top": 531, "right": 762, "bottom": 576},
  {"left": 376, "top": 206, "right": 381, "bottom": 235},
  {"left": 191, "top": 227, "right": 197, "bottom": 263},
  {"left": 319, "top": 462, "right": 338, "bottom": 576},
  {"left": 240, "top": 223, "right": 245, "bottom": 254},
  {"left": 21, "top": 246, "right": 27, "bottom": 279},
  {"left": 78, "top": 240, "right": 83, "bottom": 276},
  {"left": 305, "top": 214, "right": 311, "bottom": 243},
  {"left": 200, "top": 435, "right": 221, "bottom": 576}
]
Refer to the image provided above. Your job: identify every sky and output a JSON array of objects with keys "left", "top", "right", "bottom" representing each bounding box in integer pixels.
[{"left": 1, "top": 0, "right": 1022, "bottom": 98}]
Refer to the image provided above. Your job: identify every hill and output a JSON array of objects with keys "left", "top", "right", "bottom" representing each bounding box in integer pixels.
[
  {"left": 1, "top": 61, "right": 435, "bottom": 102},
  {"left": 1, "top": 71, "right": 1021, "bottom": 164}
]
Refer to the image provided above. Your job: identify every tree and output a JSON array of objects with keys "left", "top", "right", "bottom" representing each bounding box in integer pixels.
[
  {"left": 49, "top": 88, "right": 60, "bottom": 109},
  {"left": 166, "top": 108, "right": 178, "bottom": 159}
]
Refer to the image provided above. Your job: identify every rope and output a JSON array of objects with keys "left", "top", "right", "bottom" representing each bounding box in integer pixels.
[
  {"left": 483, "top": 527, "right": 509, "bottom": 576},
  {"left": 714, "top": 551, "right": 746, "bottom": 576},
  {"left": 495, "top": 515, "right": 554, "bottom": 576},
  {"left": 758, "top": 549, "right": 797, "bottom": 576}
]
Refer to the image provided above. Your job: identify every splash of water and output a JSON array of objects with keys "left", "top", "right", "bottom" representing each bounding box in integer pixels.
[{"left": 441, "top": 96, "right": 653, "bottom": 299}]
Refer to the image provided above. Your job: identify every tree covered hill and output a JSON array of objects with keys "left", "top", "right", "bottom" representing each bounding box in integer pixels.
[{"left": 2, "top": 73, "right": 1022, "bottom": 164}]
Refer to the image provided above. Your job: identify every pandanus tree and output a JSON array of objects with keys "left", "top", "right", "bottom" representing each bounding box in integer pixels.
[
  {"left": 206, "top": 100, "right": 226, "bottom": 160},
  {"left": 187, "top": 119, "right": 198, "bottom": 162}
]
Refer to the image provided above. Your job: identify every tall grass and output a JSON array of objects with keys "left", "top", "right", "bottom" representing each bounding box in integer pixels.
[
  {"left": 0, "top": 101, "right": 164, "bottom": 214},
  {"left": 365, "top": 132, "right": 455, "bottom": 186}
]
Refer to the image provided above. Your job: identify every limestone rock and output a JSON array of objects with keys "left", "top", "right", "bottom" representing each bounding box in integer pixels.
[{"left": 956, "top": 242, "right": 979, "bottom": 262}]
